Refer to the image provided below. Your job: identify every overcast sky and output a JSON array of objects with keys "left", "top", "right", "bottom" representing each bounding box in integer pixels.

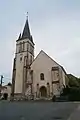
[{"left": 0, "top": 0, "right": 80, "bottom": 84}]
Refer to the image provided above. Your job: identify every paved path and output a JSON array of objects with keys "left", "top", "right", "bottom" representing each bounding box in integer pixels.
[
  {"left": 0, "top": 101, "right": 79, "bottom": 120},
  {"left": 68, "top": 102, "right": 80, "bottom": 120}
]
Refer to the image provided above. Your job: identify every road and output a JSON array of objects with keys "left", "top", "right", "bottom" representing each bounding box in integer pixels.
[{"left": 0, "top": 101, "right": 79, "bottom": 120}]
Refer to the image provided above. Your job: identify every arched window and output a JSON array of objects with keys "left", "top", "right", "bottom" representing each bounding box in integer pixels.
[{"left": 40, "top": 73, "right": 44, "bottom": 80}]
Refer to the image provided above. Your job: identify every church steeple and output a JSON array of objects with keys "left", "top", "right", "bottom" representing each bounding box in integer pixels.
[
  {"left": 22, "top": 18, "right": 31, "bottom": 39},
  {"left": 17, "top": 14, "right": 34, "bottom": 43}
]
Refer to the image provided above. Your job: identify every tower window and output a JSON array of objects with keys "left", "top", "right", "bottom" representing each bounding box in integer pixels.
[
  {"left": 30, "top": 45, "right": 33, "bottom": 54},
  {"left": 19, "top": 42, "right": 22, "bottom": 53},
  {"left": 23, "top": 42, "right": 25, "bottom": 51},
  {"left": 40, "top": 73, "right": 44, "bottom": 80},
  {"left": 30, "top": 55, "right": 32, "bottom": 64},
  {"left": 31, "top": 47, "right": 34, "bottom": 54},
  {"left": 20, "top": 57, "right": 22, "bottom": 61},
  {"left": 27, "top": 43, "right": 29, "bottom": 51}
]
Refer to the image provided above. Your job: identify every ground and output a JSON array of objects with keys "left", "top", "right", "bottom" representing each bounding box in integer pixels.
[{"left": 0, "top": 101, "right": 79, "bottom": 120}]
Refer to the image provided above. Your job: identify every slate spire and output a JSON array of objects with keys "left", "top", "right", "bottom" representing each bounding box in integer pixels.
[
  {"left": 21, "top": 16, "right": 31, "bottom": 39},
  {"left": 17, "top": 14, "right": 34, "bottom": 43}
]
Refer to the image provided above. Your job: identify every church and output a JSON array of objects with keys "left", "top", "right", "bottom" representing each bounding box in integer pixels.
[{"left": 12, "top": 17, "right": 68, "bottom": 100}]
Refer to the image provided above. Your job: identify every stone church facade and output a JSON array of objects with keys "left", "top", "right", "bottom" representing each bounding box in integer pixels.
[{"left": 12, "top": 18, "right": 68, "bottom": 100}]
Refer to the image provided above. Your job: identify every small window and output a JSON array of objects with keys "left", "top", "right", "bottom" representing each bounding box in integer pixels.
[
  {"left": 40, "top": 73, "right": 44, "bottom": 80},
  {"left": 20, "top": 57, "right": 22, "bottom": 61},
  {"left": 47, "top": 82, "right": 49, "bottom": 85},
  {"left": 31, "top": 47, "right": 34, "bottom": 54},
  {"left": 19, "top": 42, "right": 22, "bottom": 53},
  {"left": 23, "top": 42, "right": 25, "bottom": 51},
  {"left": 30, "top": 45, "right": 33, "bottom": 54},
  {"left": 30, "top": 55, "right": 32, "bottom": 64},
  {"left": 27, "top": 43, "right": 29, "bottom": 51},
  {"left": 37, "top": 83, "right": 39, "bottom": 86}
]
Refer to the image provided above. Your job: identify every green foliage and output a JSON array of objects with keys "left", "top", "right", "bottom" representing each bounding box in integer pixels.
[
  {"left": 62, "top": 74, "right": 80, "bottom": 101},
  {"left": 68, "top": 87, "right": 80, "bottom": 101},
  {"left": 62, "top": 87, "right": 80, "bottom": 101},
  {"left": 67, "top": 74, "right": 80, "bottom": 87},
  {"left": 65, "top": 75, "right": 69, "bottom": 86},
  {"left": 62, "top": 86, "right": 70, "bottom": 96}
]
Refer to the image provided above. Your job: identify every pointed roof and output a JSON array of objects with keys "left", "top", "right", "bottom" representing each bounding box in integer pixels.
[
  {"left": 17, "top": 17, "right": 34, "bottom": 44},
  {"left": 22, "top": 18, "right": 31, "bottom": 39}
]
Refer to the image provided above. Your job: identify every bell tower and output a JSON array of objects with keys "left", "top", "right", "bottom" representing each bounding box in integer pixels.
[{"left": 13, "top": 16, "right": 34, "bottom": 96}]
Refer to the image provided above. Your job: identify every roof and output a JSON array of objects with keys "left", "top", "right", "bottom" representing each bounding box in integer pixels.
[
  {"left": 22, "top": 19, "right": 31, "bottom": 39},
  {"left": 17, "top": 18, "right": 34, "bottom": 44},
  {"left": 60, "top": 66, "right": 67, "bottom": 75}
]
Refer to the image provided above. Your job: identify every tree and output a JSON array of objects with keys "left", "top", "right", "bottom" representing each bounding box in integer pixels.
[{"left": 67, "top": 74, "right": 80, "bottom": 87}]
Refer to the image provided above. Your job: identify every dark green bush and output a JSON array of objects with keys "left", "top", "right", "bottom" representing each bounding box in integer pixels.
[
  {"left": 68, "top": 87, "right": 80, "bottom": 101},
  {"left": 62, "top": 87, "right": 80, "bottom": 101}
]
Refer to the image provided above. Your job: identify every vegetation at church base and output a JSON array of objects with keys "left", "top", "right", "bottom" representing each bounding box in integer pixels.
[
  {"left": 62, "top": 87, "right": 80, "bottom": 101},
  {"left": 68, "top": 74, "right": 80, "bottom": 87},
  {"left": 62, "top": 74, "right": 80, "bottom": 101}
]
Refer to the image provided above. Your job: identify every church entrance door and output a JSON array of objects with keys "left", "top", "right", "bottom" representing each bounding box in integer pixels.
[{"left": 40, "top": 86, "right": 47, "bottom": 97}]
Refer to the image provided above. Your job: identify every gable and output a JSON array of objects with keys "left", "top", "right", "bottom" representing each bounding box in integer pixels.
[{"left": 31, "top": 50, "right": 60, "bottom": 70}]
